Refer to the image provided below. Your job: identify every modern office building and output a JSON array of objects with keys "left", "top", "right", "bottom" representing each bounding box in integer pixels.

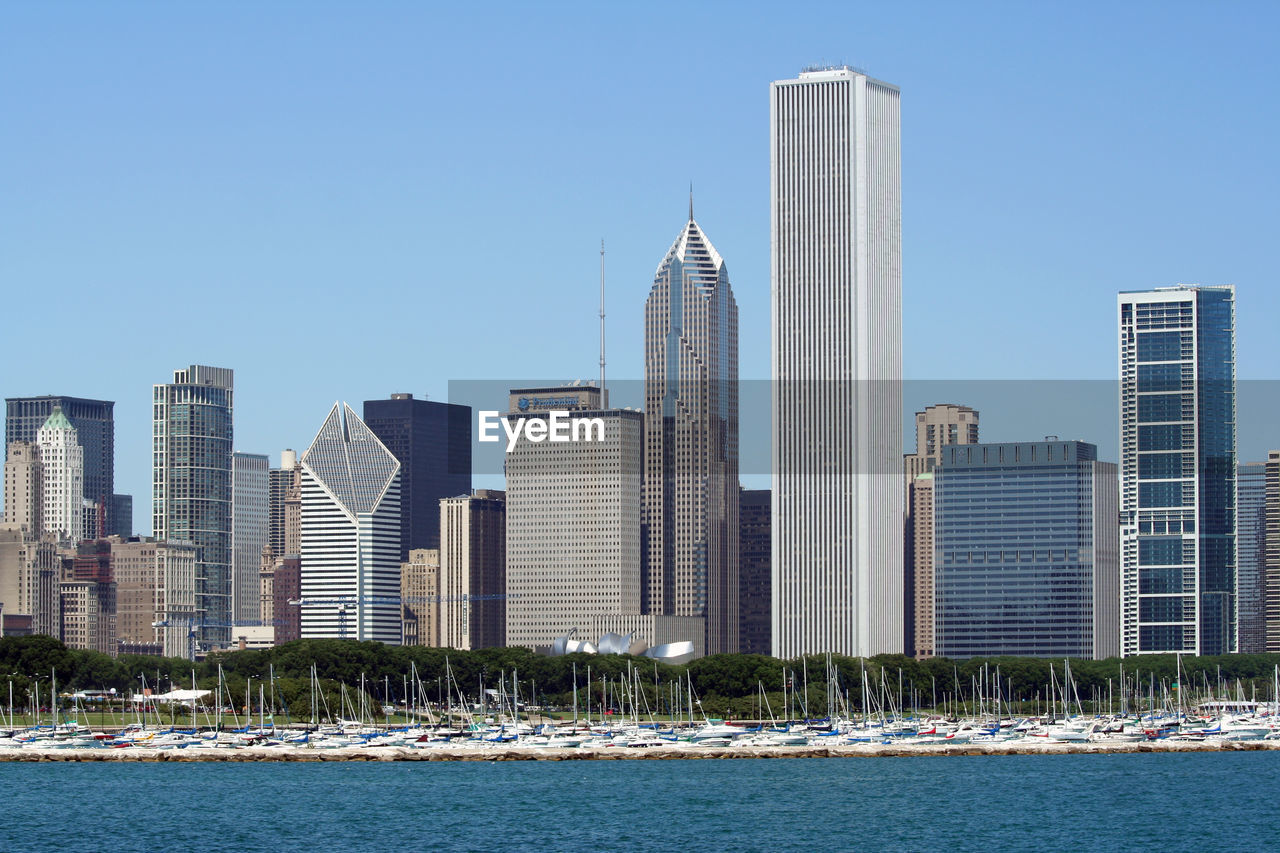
[
  {"left": 503, "top": 385, "right": 643, "bottom": 651},
  {"left": 111, "top": 537, "right": 198, "bottom": 658},
  {"left": 738, "top": 489, "right": 771, "bottom": 656},
  {"left": 363, "top": 394, "right": 472, "bottom": 559},
  {"left": 643, "top": 205, "right": 739, "bottom": 654},
  {"left": 153, "top": 365, "right": 234, "bottom": 648},
  {"left": 439, "top": 489, "right": 506, "bottom": 650},
  {"left": 299, "top": 403, "right": 402, "bottom": 644},
  {"left": 1119, "top": 286, "right": 1236, "bottom": 656},
  {"left": 231, "top": 452, "right": 269, "bottom": 625},
  {"left": 934, "top": 440, "right": 1119, "bottom": 659},
  {"left": 3, "top": 442, "right": 42, "bottom": 535},
  {"left": 110, "top": 494, "right": 133, "bottom": 538},
  {"left": 401, "top": 548, "right": 440, "bottom": 647},
  {"left": 37, "top": 408, "right": 84, "bottom": 545},
  {"left": 1237, "top": 461, "right": 1267, "bottom": 653},
  {"left": 904, "top": 404, "right": 979, "bottom": 658},
  {"left": 770, "top": 66, "right": 903, "bottom": 657},
  {"left": 6, "top": 396, "right": 114, "bottom": 538}
]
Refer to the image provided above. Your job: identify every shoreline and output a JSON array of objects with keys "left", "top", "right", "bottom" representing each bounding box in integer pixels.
[{"left": 2, "top": 740, "right": 1278, "bottom": 762}]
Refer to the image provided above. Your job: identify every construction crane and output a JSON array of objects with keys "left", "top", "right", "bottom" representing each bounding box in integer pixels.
[{"left": 287, "top": 593, "right": 519, "bottom": 640}]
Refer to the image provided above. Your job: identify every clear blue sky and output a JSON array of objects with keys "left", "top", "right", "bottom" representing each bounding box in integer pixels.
[{"left": 3, "top": 1, "right": 1277, "bottom": 531}]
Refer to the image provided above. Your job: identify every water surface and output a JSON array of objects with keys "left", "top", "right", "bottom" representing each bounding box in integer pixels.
[{"left": 2, "top": 753, "right": 1274, "bottom": 852}]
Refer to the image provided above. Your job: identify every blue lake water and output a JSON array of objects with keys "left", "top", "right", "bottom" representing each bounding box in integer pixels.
[{"left": 2, "top": 753, "right": 1277, "bottom": 852}]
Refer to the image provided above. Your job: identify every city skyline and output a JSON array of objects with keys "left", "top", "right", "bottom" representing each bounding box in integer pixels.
[{"left": 4, "top": 4, "right": 1278, "bottom": 522}]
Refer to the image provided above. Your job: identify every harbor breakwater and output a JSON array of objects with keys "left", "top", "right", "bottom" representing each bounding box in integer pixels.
[{"left": 3, "top": 740, "right": 1279, "bottom": 762}]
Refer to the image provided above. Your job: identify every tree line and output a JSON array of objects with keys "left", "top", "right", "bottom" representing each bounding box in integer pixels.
[{"left": 3, "top": 635, "right": 1279, "bottom": 719}]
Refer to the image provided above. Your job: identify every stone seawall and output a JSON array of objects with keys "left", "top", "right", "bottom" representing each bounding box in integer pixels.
[{"left": 2, "top": 740, "right": 1278, "bottom": 762}]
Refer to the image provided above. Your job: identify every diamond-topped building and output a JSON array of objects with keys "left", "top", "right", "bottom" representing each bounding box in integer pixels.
[
  {"left": 643, "top": 200, "right": 739, "bottom": 655},
  {"left": 299, "top": 402, "right": 402, "bottom": 643}
]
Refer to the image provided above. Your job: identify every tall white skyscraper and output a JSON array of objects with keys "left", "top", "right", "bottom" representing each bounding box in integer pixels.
[
  {"left": 770, "top": 66, "right": 903, "bottom": 658},
  {"left": 1118, "top": 285, "right": 1236, "bottom": 657},
  {"left": 37, "top": 407, "right": 84, "bottom": 545},
  {"left": 299, "top": 402, "right": 402, "bottom": 644}
]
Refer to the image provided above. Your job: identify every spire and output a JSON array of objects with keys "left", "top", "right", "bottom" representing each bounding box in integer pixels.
[
  {"left": 689, "top": 183, "right": 694, "bottom": 222},
  {"left": 599, "top": 239, "right": 607, "bottom": 404},
  {"left": 40, "top": 405, "right": 74, "bottom": 432}
]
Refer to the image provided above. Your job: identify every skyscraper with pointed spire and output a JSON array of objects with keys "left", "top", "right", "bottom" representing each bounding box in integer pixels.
[
  {"left": 299, "top": 402, "right": 402, "bottom": 643},
  {"left": 643, "top": 200, "right": 739, "bottom": 654}
]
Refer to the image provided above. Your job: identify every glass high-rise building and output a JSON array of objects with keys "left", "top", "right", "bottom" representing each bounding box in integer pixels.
[
  {"left": 231, "top": 451, "right": 269, "bottom": 625},
  {"left": 738, "top": 488, "right": 771, "bottom": 657},
  {"left": 934, "top": 440, "right": 1119, "bottom": 659},
  {"left": 153, "top": 365, "right": 234, "bottom": 647},
  {"left": 1236, "top": 461, "right": 1267, "bottom": 653},
  {"left": 363, "top": 394, "right": 472, "bottom": 559},
  {"left": 643, "top": 205, "right": 738, "bottom": 655},
  {"left": 1119, "top": 285, "right": 1236, "bottom": 656},
  {"left": 770, "top": 66, "right": 902, "bottom": 657},
  {"left": 6, "top": 396, "right": 114, "bottom": 538}
]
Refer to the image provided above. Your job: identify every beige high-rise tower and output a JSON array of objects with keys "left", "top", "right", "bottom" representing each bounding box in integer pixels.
[
  {"left": 401, "top": 548, "right": 440, "bottom": 647},
  {"left": 3, "top": 442, "right": 43, "bottom": 536},
  {"left": 903, "top": 404, "right": 978, "bottom": 658},
  {"left": 503, "top": 386, "right": 643, "bottom": 651},
  {"left": 439, "top": 490, "right": 506, "bottom": 650},
  {"left": 643, "top": 204, "right": 739, "bottom": 655}
]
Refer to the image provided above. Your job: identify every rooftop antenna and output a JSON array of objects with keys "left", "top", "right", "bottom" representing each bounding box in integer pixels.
[{"left": 599, "top": 239, "right": 607, "bottom": 407}]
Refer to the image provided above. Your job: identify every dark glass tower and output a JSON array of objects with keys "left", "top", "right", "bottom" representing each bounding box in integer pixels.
[
  {"left": 1119, "top": 286, "right": 1236, "bottom": 656},
  {"left": 934, "top": 440, "right": 1119, "bottom": 659},
  {"left": 362, "top": 394, "right": 471, "bottom": 559},
  {"left": 153, "top": 365, "right": 234, "bottom": 648},
  {"left": 5, "top": 396, "right": 114, "bottom": 538},
  {"left": 738, "top": 488, "right": 771, "bottom": 656}
]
